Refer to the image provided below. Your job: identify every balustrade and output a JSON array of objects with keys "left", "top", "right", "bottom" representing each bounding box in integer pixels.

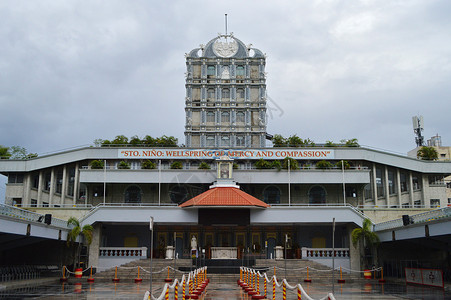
[
  {"left": 301, "top": 247, "right": 350, "bottom": 258},
  {"left": 99, "top": 247, "right": 147, "bottom": 258}
]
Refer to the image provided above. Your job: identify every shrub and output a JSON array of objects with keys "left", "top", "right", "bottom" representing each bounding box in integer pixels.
[
  {"left": 255, "top": 158, "right": 272, "bottom": 169},
  {"left": 316, "top": 160, "right": 334, "bottom": 169},
  {"left": 272, "top": 160, "right": 282, "bottom": 171},
  {"left": 141, "top": 160, "right": 156, "bottom": 169},
  {"left": 90, "top": 160, "right": 104, "bottom": 169},
  {"left": 118, "top": 160, "right": 130, "bottom": 169},
  {"left": 198, "top": 162, "right": 211, "bottom": 170},
  {"left": 170, "top": 161, "right": 183, "bottom": 169},
  {"left": 335, "top": 160, "right": 351, "bottom": 169},
  {"left": 282, "top": 157, "right": 298, "bottom": 170}
]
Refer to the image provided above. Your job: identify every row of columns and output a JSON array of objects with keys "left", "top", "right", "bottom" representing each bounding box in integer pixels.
[
  {"left": 371, "top": 164, "right": 426, "bottom": 207},
  {"left": 20, "top": 163, "right": 79, "bottom": 207}
]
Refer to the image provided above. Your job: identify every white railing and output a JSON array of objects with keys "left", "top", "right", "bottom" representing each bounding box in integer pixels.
[
  {"left": 0, "top": 204, "right": 71, "bottom": 229},
  {"left": 301, "top": 247, "right": 350, "bottom": 258},
  {"left": 374, "top": 206, "right": 451, "bottom": 231},
  {"left": 99, "top": 247, "right": 147, "bottom": 258}
]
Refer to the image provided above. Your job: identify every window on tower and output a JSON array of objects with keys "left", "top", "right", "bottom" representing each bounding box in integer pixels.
[
  {"left": 207, "top": 88, "right": 215, "bottom": 100},
  {"left": 206, "top": 135, "right": 215, "bottom": 147},
  {"left": 237, "top": 88, "right": 245, "bottom": 100},
  {"left": 207, "top": 65, "right": 216, "bottom": 77},
  {"left": 236, "top": 111, "right": 245, "bottom": 123},
  {"left": 206, "top": 111, "right": 215, "bottom": 123},
  {"left": 236, "top": 135, "right": 245, "bottom": 147},
  {"left": 221, "top": 136, "right": 230, "bottom": 147},
  {"left": 236, "top": 66, "right": 245, "bottom": 77},
  {"left": 222, "top": 89, "right": 230, "bottom": 99},
  {"left": 221, "top": 112, "right": 230, "bottom": 123}
]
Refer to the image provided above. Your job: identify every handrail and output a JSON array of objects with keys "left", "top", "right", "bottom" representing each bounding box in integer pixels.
[
  {"left": 374, "top": 206, "right": 451, "bottom": 231},
  {"left": 0, "top": 204, "right": 72, "bottom": 229}
]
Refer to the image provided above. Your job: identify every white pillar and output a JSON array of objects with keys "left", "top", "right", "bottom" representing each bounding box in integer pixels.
[
  {"left": 73, "top": 163, "right": 79, "bottom": 205},
  {"left": 61, "top": 166, "right": 67, "bottom": 206},
  {"left": 48, "top": 168, "right": 55, "bottom": 206},
  {"left": 37, "top": 171, "right": 43, "bottom": 206},
  {"left": 372, "top": 163, "right": 378, "bottom": 205},
  {"left": 396, "top": 169, "right": 402, "bottom": 207}
]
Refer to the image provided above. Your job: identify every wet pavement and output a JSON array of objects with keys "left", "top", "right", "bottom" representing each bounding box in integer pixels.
[{"left": 1, "top": 279, "right": 451, "bottom": 299}]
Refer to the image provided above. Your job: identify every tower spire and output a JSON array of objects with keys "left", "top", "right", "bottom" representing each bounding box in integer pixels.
[{"left": 225, "top": 14, "right": 228, "bottom": 36}]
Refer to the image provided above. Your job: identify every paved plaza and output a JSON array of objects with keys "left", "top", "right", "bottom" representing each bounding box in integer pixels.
[{"left": 1, "top": 278, "right": 451, "bottom": 299}]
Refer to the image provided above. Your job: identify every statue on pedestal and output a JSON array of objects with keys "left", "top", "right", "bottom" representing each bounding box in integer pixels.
[{"left": 191, "top": 236, "right": 197, "bottom": 250}]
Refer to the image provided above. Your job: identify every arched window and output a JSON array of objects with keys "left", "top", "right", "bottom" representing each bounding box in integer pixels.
[
  {"left": 237, "top": 88, "right": 245, "bottom": 99},
  {"left": 236, "top": 111, "right": 245, "bottom": 123},
  {"left": 221, "top": 112, "right": 230, "bottom": 123},
  {"left": 169, "top": 185, "right": 188, "bottom": 204},
  {"left": 221, "top": 135, "right": 230, "bottom": 147},
  {"left": 207, "top": 65, "right": 215, "bottom": 77},
  {"left": 263, "top": 186, "right": 281, "bottom": 204},
  {"left": 207, "top": 88, "right": 215, "bottom": 99},
  {"left": 308, "top": 186, "right": 326, "bottom": 204},
  {"left": 236, "top": 66, "right": 245, "bottom": 77},
  {"left": 125, "top": 185, "right": 142, "bottom": 203},
  {"left": 206, "top": 111, "right": 215, "bottom": 123},
  {"left": 222, "top": 89, "right": 230, "bottom": 99}
]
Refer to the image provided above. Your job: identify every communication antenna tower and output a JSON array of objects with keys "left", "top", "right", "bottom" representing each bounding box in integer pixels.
[{"left": 412, "top": 115, "right": 424, "bottom": 147}]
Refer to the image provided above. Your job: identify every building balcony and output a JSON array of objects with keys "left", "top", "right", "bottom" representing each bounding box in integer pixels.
[{"left": 79, "top": 168, "right": 370, "bottom": 184}]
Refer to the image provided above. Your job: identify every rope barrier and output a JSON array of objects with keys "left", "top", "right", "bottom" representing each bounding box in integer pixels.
[
  {"left": 240, "top": 267, "right": 336, "bottom": 300},
  {"left": 140, "top": 267, "right": 208, "bottom": 300}
]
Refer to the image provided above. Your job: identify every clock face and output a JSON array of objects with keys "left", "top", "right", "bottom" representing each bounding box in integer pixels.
[{"left": 213, "top": 37, "right": 239, "bottom": 58}]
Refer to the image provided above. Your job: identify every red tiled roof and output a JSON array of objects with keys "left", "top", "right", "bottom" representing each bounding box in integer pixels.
[{"left": 179, "top": 187, "right": 270, "bottom": 208}]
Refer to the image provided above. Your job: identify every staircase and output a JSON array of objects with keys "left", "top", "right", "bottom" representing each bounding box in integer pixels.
[
  {"left": 254, "top": 259, "right": 361, "bottom": 283},
  {"left": 90, "top": 258, "right": 361, "bottom": 284},
  {"left": 92, "top": 259, "right": 193, "bottom": 282}
]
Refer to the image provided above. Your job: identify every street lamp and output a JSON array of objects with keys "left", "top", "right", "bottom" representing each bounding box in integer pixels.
[{"left": 149, "top": 217, "right": 154, "bottom": 297}]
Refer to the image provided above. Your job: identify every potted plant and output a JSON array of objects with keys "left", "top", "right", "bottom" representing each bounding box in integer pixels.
[
  {"left": 198, "top": 162, "right": 211, "bottom": 170},
  {"left": 170, "top": 161, "right": 183, "bottom": 169},
  {"left": 118, "top": 160, "right": 130, "bottom": 169},
  {"left": 141, "top": 160, "right": 156, "bottom": 169},
  {"left": 90, "top": 160, "right": 104, "bottom": 169}
]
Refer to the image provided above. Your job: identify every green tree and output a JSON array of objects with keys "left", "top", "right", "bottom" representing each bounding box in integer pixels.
[
  {"left": 129, "top": 135, "right": 142, "bottom": 146},
  {"left": 271, "top": 160, "right": 282, "bottom": 171},
  {"left": 157, "top": 135, "right": 178, "bottom": 147},
  {"left": 351, "top": 218, "right": 380, "bottom": 269},
  {"left": 287, "top": 135, "right": 304, "bottom": 147},
  {"left": 417, "top": 146, "right": 438, "bottom": 161},
  {"left": 111, "top": 135, "right": 129, "bottom": 146},
  {"left": 9, "top": 146, "right": 38, "bottom": 159},
  {"left": 67, "top": 217, "right": 94, "bottom": 269},
  {"left": 272, "top": 134, "right": 287, "bottom": 147},
  {"left": 324, "top": 141, "right": 336, "bottom": 147},
  {"left": 341, "top": 138, "right": 360, "bottom": 147},
  {"left": 0, "top": 145, "right": 11, "bottom": 159},
  {"left": 303, "top": 138, "right": 315, "bottom": 147},
  {"left": 142, "top": 135, "right": 156, "bottom": 146}
]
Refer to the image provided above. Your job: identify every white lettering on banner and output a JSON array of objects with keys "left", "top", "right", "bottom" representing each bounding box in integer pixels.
[{"left": 118, "top": 149, "right": 335, "bottom": 160}]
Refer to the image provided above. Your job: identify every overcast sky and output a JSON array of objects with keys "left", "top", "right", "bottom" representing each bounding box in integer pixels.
[{"left": 1, "top": 1, "right": 451, "bottom": 199}]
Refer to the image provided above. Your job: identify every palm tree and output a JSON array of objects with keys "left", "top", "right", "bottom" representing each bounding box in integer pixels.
[
  {"left": 351, "top": 218, "right": 380, "bottom": 270},
  {"left": 67, "top": 217, "right": 94, "bottom": 269},
  {"left": 417, "top": 146, "right": 438, "bottom": 161}
]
